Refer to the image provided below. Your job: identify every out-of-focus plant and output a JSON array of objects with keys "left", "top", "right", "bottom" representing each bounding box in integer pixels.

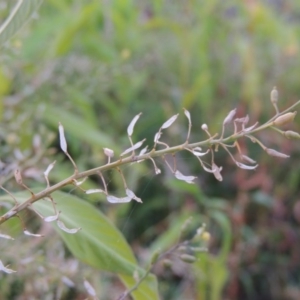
[
  {"left": 1, "top": 78, "right": 300, "bottom": 299},
  {"left": 1, "top": 1, "right": 300, "bottom": 299}
]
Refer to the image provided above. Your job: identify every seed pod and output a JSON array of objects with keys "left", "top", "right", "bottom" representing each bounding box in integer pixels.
[
  {"left": 178, "top": 245, "right": 189, "bottom": 253},
  {"left": 180, "top": 217, "right": 193, "bottom": 238},
  {"left": 150, "top": 249, "right": 161, "bottom": 265},
  {"left": 180, "top": 254, "right": 197, "bottom": 264},
  {"left": 273, "top": 112, "right": 297, "bottom": 126},
  {"left": 266, "top": 148, "right": 289, "bottom": 158},
  {"left": 270, "top": 86, "right": 278, "bottom": 104},
  {"left": 163, "top": 259, "right": 173, "bottom": 268},
  {"left": 223, "top": 108, "right": 237, "bottom": 125},
  {"left": 284, "top": 130, "right": 300, "bottom": 139}
]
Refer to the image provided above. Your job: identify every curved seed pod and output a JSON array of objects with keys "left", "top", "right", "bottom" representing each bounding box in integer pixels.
[
  {"left": 266, "top": 148, "right": 289, "bottom": 158},
  {"left": 58, "top": 122, "right": 67, "bottom": 153},
  {"left": 120, "top": 139, "right": 146, "bottom": 156},
  {"left": 223, "top": 108, "right": 237, "bottom": 125},
  {"left": 127, "top": 113, "right": 142, "bottom": 136},
  {"left": 284, "top": 130, "right": 300, "bottom": 139},
  {"left": 180, "top": 254, "right": 197, "bottom": 263},
  {"left": 161, "top": 114, "right": 179, "bottom": 129},
  {"left": 57, "top": 220, "right": 81, "bottom": 234},
  {"left": 273, "top": 112, "right": 297, "bottom": 126},
  {"left": 174, "top": 170, "right": 197, "bottom": 184}
]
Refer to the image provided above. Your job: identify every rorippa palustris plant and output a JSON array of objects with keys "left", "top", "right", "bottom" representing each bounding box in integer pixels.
[{"left": 0, "top": 87, "right": 300, "bottom": 297}]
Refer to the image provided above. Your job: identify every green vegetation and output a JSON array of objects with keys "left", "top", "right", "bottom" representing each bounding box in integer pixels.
[{"left": 1, "top": 1, "right": 300, "bottom": 299}]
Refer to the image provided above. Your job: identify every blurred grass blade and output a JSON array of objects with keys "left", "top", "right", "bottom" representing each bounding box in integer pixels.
[{"left": 0, "top": 0, "right": 43, "bottom": 46}]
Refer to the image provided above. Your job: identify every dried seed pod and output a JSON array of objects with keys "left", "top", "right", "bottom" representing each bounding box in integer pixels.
[
  {"left": 179, "top": 254, "right": 197, "bottom": 264},
  {"left": 284, "top": 130, "right": 300, "bottom": 139},
  {"left": 223, "top": 108, "right": 237, "bottom": 125},
  {"left": 266, "top": 148, "right": 289, "bottom": 158},
  {"left": 14, "top": 169, "right": 22, "bottom": 185},
  {"left": 273, "top": 112, "right": 297, "bottom": 126}
]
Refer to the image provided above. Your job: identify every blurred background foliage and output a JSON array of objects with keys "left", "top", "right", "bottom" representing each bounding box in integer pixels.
[{"left": 1, "top": 0, "right": 300, "bottom": 299}]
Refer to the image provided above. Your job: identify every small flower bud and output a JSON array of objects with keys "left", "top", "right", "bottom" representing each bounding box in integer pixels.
[
  {"left": 273, "top": 112, "right": 297, "bottom": 126},
  {"left": 201, "top": 124, "right": 208, "bottom": 131},
  {"left": 103, "top": 148, "right": 114, "bottom": 158},
  {"left": 284, "top": 130, "right": 300, "bottom": 140},
  {"left": 179, "top": 254, "right": 197, "bottom": 264},
  {"left": 270, "top": 86, "right": 278, "bottom": 104},
  {"left": 201, "top": 231, "right": 211, "bottom": 242}
]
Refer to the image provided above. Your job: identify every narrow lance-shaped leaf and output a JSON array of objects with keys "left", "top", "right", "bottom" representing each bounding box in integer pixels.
[
  {"left": 58, "top": 122, "right": 67, "bottom": 153},
  {"left": 161, "top": 114, "right": 179, "bottom": 129},
  {"left": 127, "top": 113, "right": 142, "bottom": 137},
  {"left": 121, "top": 139, "right": 146, "bottom": 156},
  {"left": 57, "top": 220, "right": 81, "bottom": 234}
]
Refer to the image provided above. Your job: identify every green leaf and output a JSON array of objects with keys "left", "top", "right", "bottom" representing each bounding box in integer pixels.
[
  {"left": 0, "top": 0, "right": 43, "bottom": 47},
  {"left": 1, "top": 191, "right": 159, "bottom": 300}
]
